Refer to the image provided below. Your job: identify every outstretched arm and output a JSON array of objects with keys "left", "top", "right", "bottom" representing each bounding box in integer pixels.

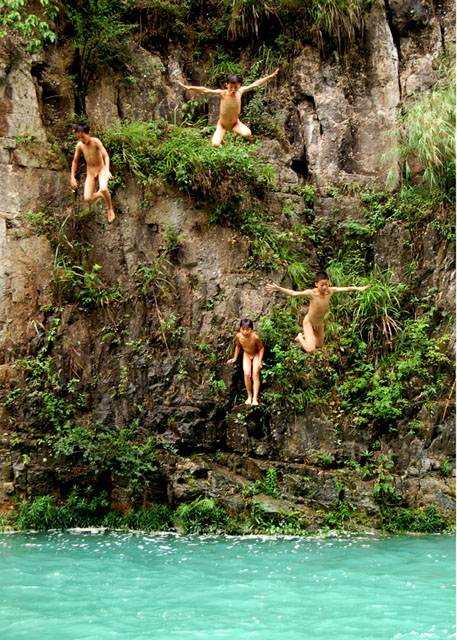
[
  {"left": 70, "top": 144, "right": 81, "bottom": 189},
  {"left": 178, "top": 81, "right": 223, "bottom": 96},
  {"left": 227, "top": 335, "right": 241, "bottom": 364},
  {"left": 330, "top": 284, "right": 371, "bottom": 293},
  {"left": 266, "top": 282, "right": 314, "bottom": 297},
  {"left": 240, "top": 68, "right": 279, "bottom": 94}
]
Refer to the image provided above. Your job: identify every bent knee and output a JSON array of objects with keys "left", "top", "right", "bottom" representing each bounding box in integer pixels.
[
  {"left": 212, "top": 141, "right": 221, "bottom": 148},
  {"left": 83, "top": 195, "right": 92, "bottom": 203}
]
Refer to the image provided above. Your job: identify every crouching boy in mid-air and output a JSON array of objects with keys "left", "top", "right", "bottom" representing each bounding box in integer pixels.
[
  {"left": 266, "top": 271, "right": 370, "bottom": 353},
  {"left": 227, "top": 319, "right": 264, "bottom": 406},
  {"left": 178, "top": 68, "right": 279, "bottom": 147},
  {"left": 70, "top": 123, "right": 115, "bottom": 223}
]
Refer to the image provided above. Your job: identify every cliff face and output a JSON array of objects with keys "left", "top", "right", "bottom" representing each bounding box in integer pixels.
[{"left": 0, "top": 0, "right": 455, "bottom": 531}]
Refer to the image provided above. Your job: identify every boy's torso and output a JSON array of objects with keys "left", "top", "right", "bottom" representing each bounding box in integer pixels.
[
  {"left": 239, "top": 332, "right": 260, "bottom": 356},
  {"left": 219, "top": 91, "right": 242, "bottom": 127},
  {"left": 79, "top": 139, "right": 105, "bottom": 174},
  {"left": 305, "top": 291, "right": 332, "bottom": 326}
]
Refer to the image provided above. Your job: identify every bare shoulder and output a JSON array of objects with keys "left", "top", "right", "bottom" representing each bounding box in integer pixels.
[{"left": 91, "top": 136, "right": 105, "bottom": 148}]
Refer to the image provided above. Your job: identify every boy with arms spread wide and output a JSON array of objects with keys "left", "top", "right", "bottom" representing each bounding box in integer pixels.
[
  {"left": 267, "top": 272, "right": 370, "bottom": 353},
  {"left": 178, "top": 69, "right": 279, "bottom": 147},
  {"left": 227, "top": 319, "right": 264, "bottom": 406}
]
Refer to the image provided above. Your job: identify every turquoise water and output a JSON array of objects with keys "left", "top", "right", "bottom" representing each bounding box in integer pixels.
[{"left": 0, "top": 531, "right": 455, "bottom": 640}]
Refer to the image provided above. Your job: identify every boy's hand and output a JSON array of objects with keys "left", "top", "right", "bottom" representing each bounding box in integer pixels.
[
  {"left": 266, "top": 282, "right": 279, "bottom": 292},
  {"left": 227, "top": 358, "right": 236, "bottom": 365},
  {"left": 359, "top": 284, "right": 371, "bottom": 291},
  {"left": 70, "top": 176, "right": 78, "bottom": 189},
  {"left": 178, "top": 81, "right": 189, "bottom": 89},
  {"left": 270, "top": 68, "right": 279, "bottom": 77}
]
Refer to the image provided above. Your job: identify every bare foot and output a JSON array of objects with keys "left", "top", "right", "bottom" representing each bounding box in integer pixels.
[
  {"left": 107, "top": 209, "right": 115, "bottom": 223},
  {"left": 245, "top": 397, "right": 252, "bottom": 405},
  {"left": 251, "top": 399, "right": 259, "bottom": 406},
  {"left": 295, "top": 332, "right": 313, "bottom": 353}
]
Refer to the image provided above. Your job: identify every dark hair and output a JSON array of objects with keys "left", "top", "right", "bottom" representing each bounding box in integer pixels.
[
  {"left": 240, "top": 318, "right": 254, "bottom": 329},
  {"left": 226, "top": 74, "right": 241, "bottom": 84},
  {"left": 315, "top": 271, "right": 329, "bottom": 283},
  {"left": 75, "top": 122, "right": 90, "bottom": 133}
]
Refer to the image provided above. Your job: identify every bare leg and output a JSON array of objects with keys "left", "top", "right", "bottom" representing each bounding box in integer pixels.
[
  {"left": 83, "top": 174, "right": 98, "bottom": 204},
  {"left": 295, "top": 319, "right": 318, "bottom": 353},
  {"left": 251, "top": 352, "right": 261, "bottom": 405},
  {"left": 232, "top": 120, "right": 252, "bottom": 140},
  {"left": 212, "top": 123, "right": 226, "bottom": 148},
  {"left": 314, "top": 324, "right": 325, "bottom": 348},
  {"left": 243, "top": 352, "right": 253, "bottom": 405},
  {"left": 97, "top": 169, "right": 115, "bottom": 222}
]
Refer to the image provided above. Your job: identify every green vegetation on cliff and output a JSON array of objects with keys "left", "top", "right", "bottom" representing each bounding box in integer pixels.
[{"left": 0, "top": 0, "right": 454, "bottom": 536}]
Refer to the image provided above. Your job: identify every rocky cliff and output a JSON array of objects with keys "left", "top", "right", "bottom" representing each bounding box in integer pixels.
[{"left": 0, "top": 0, "right": 455, "bottom": 533}]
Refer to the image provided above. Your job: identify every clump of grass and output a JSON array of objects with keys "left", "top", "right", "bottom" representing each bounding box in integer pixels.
[
  {"left": 103, "top": 119, "right": 271, "bottom": 204},
  {"left": 223, "top": 0, "right": 367, "bottom": 52},
  {"left": 306, "top": 0, "right": 367, "bottom": 52},
  {"left": 384, "top": 57, "right": 456, "bottom": 198},
  {"left": 327, "top": 261, "right": 404, "bottom": 347},
  {"left": 226, "top": 0, "right": 282, "bottom": 39}
]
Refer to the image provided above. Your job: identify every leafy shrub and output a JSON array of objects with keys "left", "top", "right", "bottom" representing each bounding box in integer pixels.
[
  {"left": 175, "top": 496, "right": 232, "bottom": 533},
  {"left": 53, "top": 424, "right": 159, "bottom": 500},
  {"left": 0, "top": 0, "right": 58, "bottom": 51},
  {"left": 15, "top": 343, "right": 84, "bottom": 431},
  {"left": 14, "top": 490, "right": 111, "bottom": 530},
  {"left": 246, "top": 502, "right": 308, "bottom": 535},
  {"left": 117, "top": 505, "right": 175, "bottom": 532},
  {"left": 63, "top": 0, "right": 134, "bottom": 111},
  {"left": 52, "top": 258, "right": 124, "bottom": 310},
  {"left": 16, "top": 495, "right": 67, "bottom": 530},
  {"left": 242, "top": 468, "right": 280, "bottom": 498},
  {"left": 381, "top": 504, "right": 449, "bottom": 534}
]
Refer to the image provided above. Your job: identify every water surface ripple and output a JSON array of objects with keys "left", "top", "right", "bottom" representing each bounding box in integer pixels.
[{"left": 0, "top": 531, "right": 455, "bottom": 639}]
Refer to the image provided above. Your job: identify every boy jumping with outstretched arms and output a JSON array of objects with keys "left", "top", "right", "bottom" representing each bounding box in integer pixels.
[
  {"left": 178, "top": 69, "right": 279, "bottom": 147},
  {"left": 266, "top": 272, "right": 370, "bottom": 353},
  {"left": 227, "top": 319, "right": 265, "bottom": 406},
  {"left": 70, "top": 123, "right": 115, "bottom": 223}
]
